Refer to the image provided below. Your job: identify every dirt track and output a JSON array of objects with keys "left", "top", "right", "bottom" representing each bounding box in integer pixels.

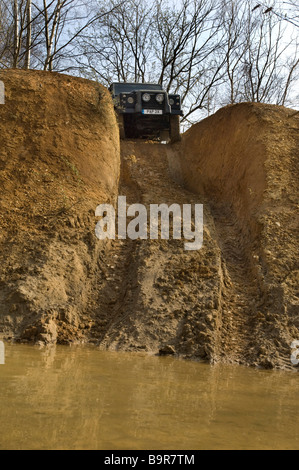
[
  {"left": 0, "top": 70, "right": 298, "bottom": 370},
  {"left": 90, "top": 135, "right": 298, "bottom": 370},
  {"left": 91, "top": 141, "right": 221, "bottom": 363}
]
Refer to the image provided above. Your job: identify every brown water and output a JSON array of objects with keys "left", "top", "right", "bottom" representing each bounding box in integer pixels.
[{"left": 0, "top": 344, "right": 298, "bottom": 450}]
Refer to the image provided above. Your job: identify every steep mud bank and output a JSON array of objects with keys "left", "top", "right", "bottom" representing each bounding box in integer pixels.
[
  {"left": 0, "top": 70, "right": 120, "bottom": 344},
  {"left": 0, "top": 71, "right": 297, "bottom": 370},
  {"left": 170, "top": 103, "right": 299, "bottom": 368}
]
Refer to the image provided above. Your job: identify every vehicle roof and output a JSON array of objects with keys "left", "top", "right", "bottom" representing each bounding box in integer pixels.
[{"left": 111, "top": 82, "right": 162, "bottom": 86}]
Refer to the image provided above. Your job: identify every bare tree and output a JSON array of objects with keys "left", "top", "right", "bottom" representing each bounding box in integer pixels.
[
  {"left": 0, "top": 0, "right": 126, "bottom": 71},
  {"left": 280, "top": 55, "right": 299, "bottom": 106},
  {"left": 1, "top": 0, "right": 49, "bottom": 69},
  {"left": 76, "top": 0, "right": 152, "bottom": 83},
  {"left": 38, "top": 0, "right": 127, "bottom": 72},
  {"left": 219, "top": 0, "right": 299, "bottom": 107},
  {"left": 12, "top": 0, "right": 35, "bottom": 68},
  {"left": 0, "top": 0, "right": 298, "bottom": 118},
  {"left": 24, "top": 0, "right": 32, "bottom": 68},
  {"left": 42, "top": 0, "right": 64, "bottom": 71},
  {"left": 219, "top": 0, "right": 248, "bottom": 104},
  {"left": 251, "top": 1, "right": 299, "bottom": 29},
  {"left": 13, "top": 0, "right": 20, "bottom": 66},
  {"left": 0, "top": 0, "right": 13, "bottom": 67},
  {"left": 76, "top": 0, "right": 225, "bottom": 122}
]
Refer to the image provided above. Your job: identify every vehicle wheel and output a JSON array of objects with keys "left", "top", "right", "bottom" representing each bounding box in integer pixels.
[
  {"left": 160, "top": 130, "right": 170, "bottom": 143},
  {"left": 170, "top": 115, "right": 181, "bottom": 143},
  {"left": 117, "top": 114, "right": 126, "bottom": 139}
]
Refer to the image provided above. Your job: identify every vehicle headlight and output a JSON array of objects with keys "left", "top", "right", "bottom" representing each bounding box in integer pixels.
[
  {"left": 127, "top": 97, "right": 134, "bottom": 104},
  {"left": 142, "top": 93, "right": 151, "bottom": 102},
  {"left": 156, "top": 94, "right": 165, "bottom": 103}
]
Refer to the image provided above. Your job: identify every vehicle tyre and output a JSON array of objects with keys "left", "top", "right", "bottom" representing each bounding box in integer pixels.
[
  {"left": 170, "top": 115, "right": 181, "bottom": 143},
  {"left": 160, "top": 130, "right": 170, "bottom": 143},
  {"left": 117, "top": 113, "right": 126, "bottom": 139}
]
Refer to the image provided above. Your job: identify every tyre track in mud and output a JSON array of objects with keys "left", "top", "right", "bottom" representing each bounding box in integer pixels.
[
  {"left": 89, "top": 141, "right": 221, "bottom": 358},
  {"left": 89, "top": 139, "right": 285, "bottom": 367},
  {"left": 88, "top": 154, "right": 142, "bottom": 348},
  {"left": 210, "top": 204, "right": 263, "bottom": 365}
]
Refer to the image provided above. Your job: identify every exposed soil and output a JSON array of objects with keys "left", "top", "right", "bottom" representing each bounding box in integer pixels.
[
  {"left": 0, "top": 69, "right": 120, "bottom": 344},
  {"left": 91, "top": 141, "right": 222, "bottom": 363},
  {"left": 171, "top": 103, "right": 299, "bottom": 369},
  {"left": 0, "top": 70, "right": 298, "bottom": 370}
]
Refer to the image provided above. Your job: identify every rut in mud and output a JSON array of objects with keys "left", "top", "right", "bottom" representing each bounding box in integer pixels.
[
  {"left": 88, "top": 141, "right": 268, "bottom": 367},
  {"left": 172, "top": 102, "right": 299, "bottom": 369},
  {"left": 89, "top": 141, "right": 221, "bottom": 360},
  {"left": 211, "top": 204, "right": 262, "bottom": 365},
  {"left": 89, "top": 154, "right": 142, "bottom": 348}
]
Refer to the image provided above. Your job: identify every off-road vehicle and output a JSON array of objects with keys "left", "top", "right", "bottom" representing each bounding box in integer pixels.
[{"left": 109, "top": 82, "right": 183, "bottom": 143}]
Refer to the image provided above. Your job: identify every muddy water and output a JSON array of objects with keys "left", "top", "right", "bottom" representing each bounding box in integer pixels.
[{"left": 0, "top": 344, "right": 298, "bottom": 450}]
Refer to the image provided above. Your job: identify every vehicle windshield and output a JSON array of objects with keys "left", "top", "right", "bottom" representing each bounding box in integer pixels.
[{"left": 113, "top": 83, "right": 163, "bottom": 95}]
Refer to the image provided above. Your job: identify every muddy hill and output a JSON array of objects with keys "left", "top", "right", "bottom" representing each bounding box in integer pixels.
[
  {"left": 0, "top": 70, "right": 298, "bottom": 370},
  {"left": 0, "top": 70, "right": 120, "bottom": 344}
]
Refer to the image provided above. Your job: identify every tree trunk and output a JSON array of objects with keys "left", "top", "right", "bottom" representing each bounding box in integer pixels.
[
  {"left": 44, "top": 0, "right": 62, "bottom": 71},
  {"left": 13, "top": 0, "right": 20, "bottom": 68},
  {"left": 25, "top": 0, "right": 32, "bottom": 69}
]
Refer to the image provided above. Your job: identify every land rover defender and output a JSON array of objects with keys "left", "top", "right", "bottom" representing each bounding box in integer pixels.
[{"left": 109, "top": 82, "right": 183, "bottom": 143}]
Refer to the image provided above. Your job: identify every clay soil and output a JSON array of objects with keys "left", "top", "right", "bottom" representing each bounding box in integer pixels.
[{"left": 0, "top": 70, "right": 298, "bottom": 370}]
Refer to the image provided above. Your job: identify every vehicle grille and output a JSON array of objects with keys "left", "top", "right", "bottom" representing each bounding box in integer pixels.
[{"left": 142, "top": 93, "right": 165, "bottom": 109}]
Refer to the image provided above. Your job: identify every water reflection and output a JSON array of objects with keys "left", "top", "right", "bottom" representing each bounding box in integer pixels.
[{"left": 0, "top": 344, "right": 298, "bottom": 450}]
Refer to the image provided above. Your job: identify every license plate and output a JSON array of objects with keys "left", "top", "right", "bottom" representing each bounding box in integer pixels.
[{"left": 142, "top": 109, "right": 163, "bottom": 115}]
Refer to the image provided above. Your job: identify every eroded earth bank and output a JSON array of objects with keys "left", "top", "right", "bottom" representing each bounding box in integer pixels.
[{"left": 0, "top": 70, "right": 298, "bottom": 370}]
